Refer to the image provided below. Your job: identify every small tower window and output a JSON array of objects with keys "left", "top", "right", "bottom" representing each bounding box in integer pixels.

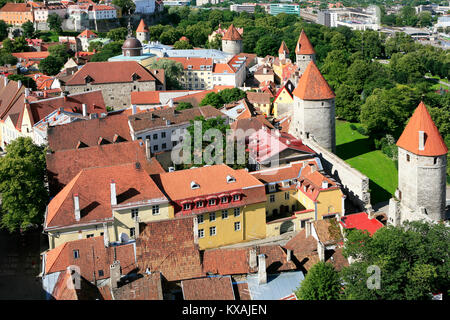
[
  {"left": 433, "top": 157, "right": 438, "bottom": 165},
  {"left": 406, "top": 154, "right": 410, "bottom": 162}
]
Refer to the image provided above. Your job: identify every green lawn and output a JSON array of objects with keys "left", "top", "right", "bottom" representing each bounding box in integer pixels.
[{"left": 335, "top": 121, "right": 398, "bottom": 205}]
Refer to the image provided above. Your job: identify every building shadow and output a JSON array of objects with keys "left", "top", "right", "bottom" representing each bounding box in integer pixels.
[{"left": 335, "top": 138, "right": 372, "bottom": 161}]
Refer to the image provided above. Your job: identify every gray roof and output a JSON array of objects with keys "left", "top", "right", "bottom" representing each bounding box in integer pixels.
[{"left": 246, "top": 271, "right": 304, "bottom": 300}]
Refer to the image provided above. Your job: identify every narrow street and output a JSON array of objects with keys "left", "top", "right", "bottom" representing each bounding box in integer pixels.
[{"left": 0, "top": 228, "right": 48, "bottom": 299}]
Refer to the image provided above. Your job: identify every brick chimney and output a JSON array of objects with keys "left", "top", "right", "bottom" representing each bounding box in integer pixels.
[
  {"left": 74, "top": 194, "right": 80, "bottom": 221},
  {"left": 17, "top": 80, "right": 22, "bottom": 88},
  {"left": 317, "top": 240, "right": 325, "bottom": 262},
  {"left": 257, "top": 254, "right": 267, "bottom": 285},
  {"left": 286, "top": 249, "right": 292, "bottom": 262},
  {"left": 249, "top": 248, "right": 257, "bottom": 269},
  {"left": 134, "top": 216, "right": 140, "bottom": 239},
  {"left": 110, "top": 179, "right": 117, "bottom": 206},
  {"left": 109, "top": 260, "right": 121, "bottom": 289},
  {"left": 145, "top": 138, "right": 151, "bottom": 160},
  {"left": 305, "top": 220, "right": 311, "bottom": 238},
  {"left": 132, "top": 104, "right": 137, "bottom": 115}
]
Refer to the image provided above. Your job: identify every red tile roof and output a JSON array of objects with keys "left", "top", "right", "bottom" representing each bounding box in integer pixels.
[
  {"left": 12, "top": 51, "right": 49, "bottom": 60},
  {"left": 47, "top": 112, "right": 130, "bottom": 152},
  {"left": 246, "top": 91, "right": 271, "bottom": 105},
  {"left": 77, "top": 29, "right": 97, "bottom": 38},
  {"left": 339, "top": 212, "right": 383, "bottom": 236},
  {"left": 28, "top": 90, "right": 106, "bottom": 126},
  {"left": 45, "top": 163, "right": 167, "bottom": 230},
  {"left": 45, "top": 236, "right": 136, "bottom": 282},
  {"left": 0, "top": 3, "right": 33, "bottom": 12},
  {"left": 222, "top": 24, "right": 242, "bottom": 41},
  {"left": 292, "top": 61, "right": 335, "bottom": 100},
  {"left": 279, "top": 41, "right": 289, "bottom": 54},
  {"left": 131, "top": 91, "right": 160, "bottom": 105},
  {"left": 182, "top": 276, "right": 235, "bottom": 300},
  {"left": 136, "top": 19, "right": 148, "bottom": 33},
  {"left": 396, "top": 101, "right": 448, "bottom": 156},
  {"left": 295, "top": 30, "right": 315, "bottom": 55},
  {"left": 160, "top": 57, "right": 213, "bottom": 71},
  {"left": 46, "top": 140, "right": 165, "bottom": 196},
  {"left": 65, "top": 61, "right": 160, "bottom": 86},
  {"left": 112, "top": 273, "right": 163, "bottom": 300},
  {"left": 136, "top": 216, "right": 204, "bottom": 281}
]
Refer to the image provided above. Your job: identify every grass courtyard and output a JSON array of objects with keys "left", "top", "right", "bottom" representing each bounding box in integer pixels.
[{"left": 335, "top": 120, "right": 398, "bottom": 206}]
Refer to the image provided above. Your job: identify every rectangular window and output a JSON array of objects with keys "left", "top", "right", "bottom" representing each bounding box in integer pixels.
[
  {"left": 221, "top": 196, "right": 228, "bottom": 203},
  {"left": 146, "top": 135, "right": 151, "bottom": 140},
  {"left": 197, "top": 201, "right": 204, "bottom": 208},
  {"left": 198, "top": 229, "right": 204, "bottom": 238},
  {"left": 234, "top": 208, "right": 240, "bottom": 217},
  {"left": 285, "top": 192, "right": 290, "bottom": 200},
  {"left": 222, "top": 210, "right": 228, "bottom": 219},
  {"left": 234, "top": 222, "right": 241, "bottom": 231},
  {"left": 153, "top": 145, "right": 158, "bottom": 151},
  {"left": 406, "top": 154, "right": 410, "bottom": 162},
  {"left": 98, "top": 270, "right": 104, "bottom": 277},
  {"left": 131, "top": 208, "right": 139, "bottom": 219},
  {"left": 209, "top": 212, "right": 216, "bottom": 221},
  {"left": 269, "top": 194, "right": 275, "bottom": 203},
  {"left": 130, "top": 227, "right": 135, "bottom": 238},
  {"left": 73, "top": 250, "right": 79, "bottom": 259},
  {"left": 153, "top": 133, "right": 158, "bottom": 139},
  {"left": 86, "top": 234, "right": 94, "bottom": 238},
  {"left": 233, "top": 194, "right": 240, "bottom": 201},
  {"left": 152, "top": 205, "right": 160, "bottom": 215},
  {"left": 162, "top": 143, "right": 167, "bottom": 149},
  {"left": 183, "top": 203, "right": 191, "bottom": 210},
  {"left": 161, "top": 132, "right": 166, "bottom": 138},
  {"left": 197, "top": 214, "right": 204, "bottom": 224},
  {"left": 208, "top": 199, "right": 216, "bottom": 206},
  {"left": 209, "top": 226, "right": 216, "bottom": 236}
]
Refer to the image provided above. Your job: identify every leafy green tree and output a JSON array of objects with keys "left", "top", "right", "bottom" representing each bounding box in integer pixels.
[
  {"left": 173, "top": 40, "right": 193, "bottom": 49},
  {"left": 0, "top": 51, "right": 18, "bottom": 66},
  {"left": 48, "top": 43, "right": 69, "bottom": 61},
  {"left": 88, "top": 41, "right": 103, "bottom": 52},
  {"left": 389, "top": 52, "right": 426, "bottom": 84},
  {"left": 159, "top": 28, "right": 181, "bottom": 45},
  {"left": 112, "top": 0, "right": 135, "bottom": 14},
  {"left": 320, "top": 49, "right": 350, "bottom": 90},
  {"left": 106, "top": 27, "right": 128, "bottom": 41},
  {"left": 0, "top": 20, "right": 8, "bottom": 42},
  {"left": 176, "top": 102, "right": 194, "bottom": 111},
  {"left": 149, "top": 24, "right": 165, "bottom": 41},
  {"left": 22, "top": 21, "right": 35, "bottom": 38},
  {"left": 2, "top": 38, "right": 15, "bottom": 54},
  {"left": 150, "top": 59, "right": 183, "bottom": 90},
  {"left": 335, "top": 84, "right": 361, "bottom": 122},
  {"left": 39, "top": 55, "right": 64, "bottom": 75},
  {"left": 0, "top": 137, "right": 48, "bottom": 233},
  {"left": 295, "top": 262, "right": 341, "bottom": 300},
  {"left": 47, "top": 13, "right": 62, "bottom": 34},
  {"left": 90, "top": 41, "right": 123, "bottom": 62},
  {"left": 200, "top": 92, "right": 223, "bottom": 109},
  {"left": 255, "top": 35, "right": 279, "bottom": 57},
  {"left": 7, "top": 74, "right": 37, "bottom": 90},
  {"left": 341, "top": 221, "right": 449, "bottom": 300}
]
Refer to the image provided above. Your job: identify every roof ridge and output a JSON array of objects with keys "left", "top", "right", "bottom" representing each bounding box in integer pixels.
[{"left": 292, "top": 61, "right": 335, "bottom": 100}]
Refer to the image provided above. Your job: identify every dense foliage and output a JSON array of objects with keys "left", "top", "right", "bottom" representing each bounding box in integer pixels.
[
  {"left": 200, "top": 88, "right": 247, "bottom": 109},
  {"left": 149, "top": 59, "right": 184, "bottom": 89},
  {"left": 295, "top": 262, "right": 341, "bottom": 300},
  {"left": 0, "top": 138, "right": 48, "bottom": 233}
]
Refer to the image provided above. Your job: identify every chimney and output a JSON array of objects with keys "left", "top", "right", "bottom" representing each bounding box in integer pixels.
[
  {"left": 310, "top": 164, "right": 316, "bottom": 173},
  {"left": 134, "top": 216, "right": 140, "bottom": 239},
  {"left": 305, "top": 220, "right": 311, "bottom": 237},
  {"left": 17, "top": 80, "right": 22, "bottom": 88},
  {"left": 3, "top": 76, "right": 8, "bottom": 86},
  {"left": 109, "top": 260, "right": 121, "bottom": 289},
  {"left": 145, "top": 138, "right": 151, "bottom": 160},
  {"left": 103, "top": 222, "right": 109, "bottom": 247},
  {"left": 263, "top": 67, "right": 267, "bottom": 74},
  {"left": 74, "top": 194, "right": 80, "bottom": 221},
  {"left": 286, "top": 249, "right": 292, "bottom": 262},
  {"left": 249, "top": 248, "right": 257, "bottom": 269},
  {"left": 168, "top": 99, "right": 173, "bottom": 108},
  {"left": 257, "top": 254, "right": 267, "bottom": 285},
  {"left": 317, "top": 240, "right": 325, "bottom": 262},
  {"left": 24, "top": 87, "right": 30, "bottom": 97},
  {"left": 418, "top": 131, "right": 425, "bottom": 151},
  {"left": 110, "top": 180, "right": 117, "bottom": 206},
  {"left": 193, "top": 215, "right": 199, "bottom": 244},
  {"left": 82, "top": 103, "right": 87, "bottom": 117},
  {"left": 132, "top": 104, "right": 137, "bottom": 115},
  {"left": 321, "top": 180, "right": 329, "bottom": 189}
]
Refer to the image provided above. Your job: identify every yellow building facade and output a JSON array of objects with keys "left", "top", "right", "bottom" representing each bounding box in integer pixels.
[{"left": 273, "top": 86, "right": 294, "bottom": 118}]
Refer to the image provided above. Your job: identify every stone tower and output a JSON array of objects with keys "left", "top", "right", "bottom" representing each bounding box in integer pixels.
[
  {"left": 289, "top": 61, "right": 336, "bottom": 152},
  {"left": 278, "top": 40, "right": 289, "bottom": 61},
  {"left": 221, "top": 24, "right": 243, "bottom": 55},
  {"left": 136, "top": 19, "right": 149, "bottom": 44},
  {"left": 392, "top": 101, "right": 448, "bottom": 223},
  {"left": 295, "top": 30, "right": 316, "bottom": 74}
]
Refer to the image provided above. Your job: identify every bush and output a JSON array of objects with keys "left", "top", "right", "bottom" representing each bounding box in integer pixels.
[
  {"left": 356, "top": 126, "right": 367, "bottom": 136},
  {"left": 349, "top": 124, "right": 357, "bottom": 130}
]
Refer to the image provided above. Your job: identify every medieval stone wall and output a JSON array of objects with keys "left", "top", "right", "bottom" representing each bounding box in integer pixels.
[{"left": 222, "top": 40, "right": 242, "bottom": 55}]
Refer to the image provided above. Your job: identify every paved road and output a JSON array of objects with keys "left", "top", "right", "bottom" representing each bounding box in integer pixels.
[{"left": 0, "top": 229, "right": 48, "bottom": 300}]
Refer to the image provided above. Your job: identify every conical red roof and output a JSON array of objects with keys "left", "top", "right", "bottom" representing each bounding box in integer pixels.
[
  {"left": 292, "top": 61, "right": 335, "bottom": 100},
  {"left": 136, "top": 19, "right": 148, "bottom": 33},
  {"left": 222, "top": 24, "right": 242, "bottom": 41},
  {"left": 279, "top": 41, "right": 289, "bottom": 54},
  {"left": 295, "top": 30, "right": 315, "bottom": 55},
  {"left": 396, "top": 101, "right": 448, "bottom": 156}
]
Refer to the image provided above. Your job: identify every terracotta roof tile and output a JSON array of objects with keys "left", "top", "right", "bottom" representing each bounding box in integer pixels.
[
  {"left": 45, "top": 163, "right": 167, "bottom": 230},
  {"left": 161, "top": 57, "right": 212, "bottom": 71},
  {"left": 312, "top": 219, "right": 343, "bottom": 245},
  {"left": 131, "top": 91, "right": 160, "bottom": 105},
  {"left": 136, "top": 216, "right": 204, "bottom": 281},
  {"left": 235, "top": 282, "right": 251, "bottom": 300},
  {"left": 182, "top": 276, "right": 235, "bottom": 300},
  {"left": 65, "top": 61, "right": 160, "bottom": 86},
  {"left": 112, "top": 273, "right": 163, "bottom": 300},
  {"left": 292, "top": 61, "right": 335, "bottom": 100},
  {"left": 77, "top": 29, "right": 97, "bottom": 38},
  {"left": 0, "top": 3, "right": 33, "bottom": 12},
  {"left": 246, "top": 92, "right": 271, "bottom": 105},
  {"left": 47, "top": 112, "right": 130, "bottom": 152},
  {"left": 279, "top": 41, "right": 289, "bottom": 54},
  {"left": 396, "top": 101, "right": 448, "bottom": 156},
  {"left": 339, "top": 212, "right": 383, "bottom": 236},
  {"left": 203, "top": 248, "right": 252, "bottom": 275},
  {"left": 12, "top": 51, "right": 49, "bottom": 60},
  {"left": 46, "top": 141, "right": 165, "bottom": 196},
  {"left": 222, "top": 24, "right": 242, "bottom": 41},
  {"left": 295, "top": 30, "right": 315, "bottom": 55},
  {"left": 45, "top": 236, "right": 136, "bottom": 282}
]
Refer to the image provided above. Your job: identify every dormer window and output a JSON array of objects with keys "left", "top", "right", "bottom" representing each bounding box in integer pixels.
[
  {"left": 132, "top": 73, "right": 141, "bottom": 81},
  {"left": 196, "top": 200, "right": 204, "bottom": 208},
  {"left": 183, "top": 203, "right": 191, "bottom": 210},
  {"left": 84, "top": 75, "right": 93, "bottom": 84},
  {"left": 208, "top": 199, "right": 216, "bottom": 206},
  {"left": 233, "top": 194, "right": 240, "bottom": 201},
  {"left": 191, "top": 181, "right": 199, "bottom": 189},
  {"left": 269, "top": 184, "right": 276, "bottom": 192},
  {"left": 226, "top": 175, "right": 236, "bottom": 183},
  {"left": 221, "top": 196, "right": 228, "bottom": 203}
]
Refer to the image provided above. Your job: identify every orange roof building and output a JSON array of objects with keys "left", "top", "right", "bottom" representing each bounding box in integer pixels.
[
  {"left": 136, "top": 19, "right": 149, "bottom": 43},
  {"left": 222, "top": 24, "right": 243, "bottom": 55},
  {"left": 222, "top": 24, "right": 243, "bottom": 41},
  {"left": 292, "top": 61, "right": 335, "bottom": 101},
  {"left": 136, "top": 19, "right": 149, "bottom": 33},
  {"left": 295, "top": 30, "right": 316, "bottom": 73},
  {"left": 396, "top": 101, "right": 448, "bottom": 157}
]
